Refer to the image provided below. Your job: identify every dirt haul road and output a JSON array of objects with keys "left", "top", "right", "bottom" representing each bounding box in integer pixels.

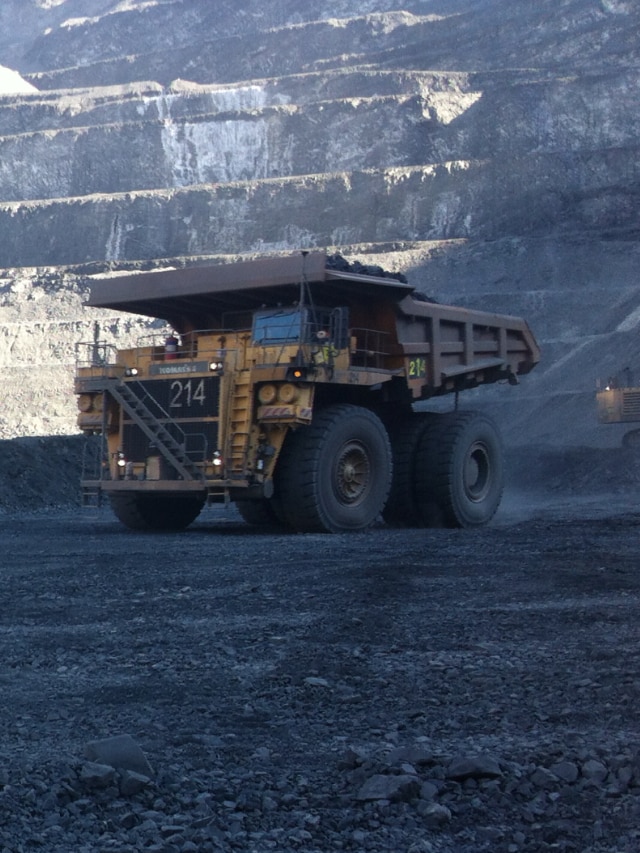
[{"left": 0, "top": 494, "right": 638, "bottom": 853}]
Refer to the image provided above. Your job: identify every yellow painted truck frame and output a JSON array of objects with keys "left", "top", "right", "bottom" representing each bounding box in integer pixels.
[{"left": 75, "top": 251, "right": 540, "bottom": 532}]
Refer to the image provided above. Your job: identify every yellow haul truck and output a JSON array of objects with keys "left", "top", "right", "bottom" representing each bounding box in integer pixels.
[{"left": 75, "top": 252, "right": 540, "bottom": 533}]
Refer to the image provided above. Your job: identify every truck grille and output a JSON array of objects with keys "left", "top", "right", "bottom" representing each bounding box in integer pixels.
[
  {"left": 622, "top": 390, "right": 640, "bottom": 418},
  {"left": 121, "top": 376, "right": 220, "bottom": 464}
]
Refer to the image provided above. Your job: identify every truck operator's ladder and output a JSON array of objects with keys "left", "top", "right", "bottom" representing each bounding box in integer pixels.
[
  {"left": 81, "top": 434, "right": 106, "bottom": 508},
  {"left": 227, "top": 369, "right": 253, "bottom": 477},
  {"left": 106, "top": 379, "right": 204, "bottom": 481}
]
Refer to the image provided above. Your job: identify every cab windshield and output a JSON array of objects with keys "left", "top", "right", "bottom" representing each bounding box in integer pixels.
[{"left": 252, "top": 308, "right": 303, "bottom": 344}]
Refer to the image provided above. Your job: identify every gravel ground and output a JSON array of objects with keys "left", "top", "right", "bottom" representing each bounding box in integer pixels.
[{"left": 0, "top": 466, "right": 639, "bottom": 852}]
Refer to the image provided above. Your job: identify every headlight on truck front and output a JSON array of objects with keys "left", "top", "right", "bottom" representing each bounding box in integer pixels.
[
  {"left": 278, "top": 383, "right": 298, "bottom": 403},
  {"left": 77, "top": 394, "right": 93, "bottom": 412},
  {"left": 258, "top": 384, "right": 277, "bottom": 404}
]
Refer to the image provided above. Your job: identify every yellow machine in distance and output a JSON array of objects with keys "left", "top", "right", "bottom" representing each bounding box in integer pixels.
[{"left": 596, "top": 370, "right": 640, "bottom": 447}]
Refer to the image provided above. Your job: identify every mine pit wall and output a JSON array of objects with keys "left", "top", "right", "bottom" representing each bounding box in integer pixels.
[
  {"left": 1, "top": 147, "right": 639, "bottom": 269},
  {"left": 2, "top": 68, "right": 638, "bottom": 203},
  {"left": 22, "top": 12, "right": 486, "bottom": 91},
  {"left": 21, "top": 2, "right": 640, "bottom": 92},
  {"left": 0, "top": 269, "right": 158, "bottom": 439},
  {"left": 0, "top": 97, "right": 431, "bottom": 202}
]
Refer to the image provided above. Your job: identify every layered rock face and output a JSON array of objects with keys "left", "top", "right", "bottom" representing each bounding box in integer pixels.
[{"left": 0, "top": 0, "right": 638, "bottom": 444}]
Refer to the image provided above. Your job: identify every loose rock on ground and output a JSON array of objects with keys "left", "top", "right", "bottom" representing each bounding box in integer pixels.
[{"left": 0, "top": 462, "right": 639, "bottom": 851}]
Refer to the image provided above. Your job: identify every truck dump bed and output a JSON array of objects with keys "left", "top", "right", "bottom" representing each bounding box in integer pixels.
[{"left": 85, "top": 251, "right": 540, "bottom": 399}]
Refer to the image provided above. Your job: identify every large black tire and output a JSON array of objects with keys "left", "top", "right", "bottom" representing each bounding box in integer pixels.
[
  {"left": 622, "top": 429, "right": 640, "bottom": 448},
  {"left": 109, "top": 492, "right": 205, "bottom": 531},
  {"left": 275, "top": 404, "right": 392, "bottom": 533},
  {"left": 383, "top": 412, "right": 438, "bottom": 528},
  {"left": 415, "top": 411, "right": 504, "bottom": 528},
  {"left": 235, "top": 499, "right": 287, "bottom": 528}
]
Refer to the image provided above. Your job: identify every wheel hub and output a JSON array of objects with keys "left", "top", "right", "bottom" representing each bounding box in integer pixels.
[
  {"left": 464, "top": 442, "right": 491, "bottom": 502},
  {"left": 335, "top": 441, "right": 370, "bottom": 504}
]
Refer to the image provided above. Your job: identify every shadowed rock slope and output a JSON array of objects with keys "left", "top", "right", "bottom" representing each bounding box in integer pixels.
[{"left": 0, "top": 0, "right": 638, "bottom": 449}]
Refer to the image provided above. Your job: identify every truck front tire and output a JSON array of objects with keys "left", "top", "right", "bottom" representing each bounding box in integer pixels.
[
  {"left": 109, "top": 493, "right": 205, "bottom": 531},
  {"left": 235, "top": 499, "right": 287, "bottom": 528},
  {"left": 415, "top": 411, "right": 504, "bottom": 528},
  {"left": 276, "top": 404, "right": 392, "bottom": 533}
]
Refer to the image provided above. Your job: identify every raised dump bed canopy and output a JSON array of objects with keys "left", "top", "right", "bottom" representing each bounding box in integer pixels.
[{"left": 85, "top": 252, "right": 415, "bottom": 324}]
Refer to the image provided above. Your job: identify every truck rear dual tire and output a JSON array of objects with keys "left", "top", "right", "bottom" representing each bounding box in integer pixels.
[
  {"left": 109, "top": 493, "right": 206, "bottom": 531},
  {"left": 621, "top": 428, "right": 640, "bottom": 448},
  {"left": 275, "top": 404, "right": 392, "bottom": 533},
  {"left": 383, "top": 410, "right": 503, "bottom": 528},
  {"left": 415, "top": 410, "right": 504, "bottom": 528},
  {"left": 383, "top": 412, "right": 438, "bottom": 528}
]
